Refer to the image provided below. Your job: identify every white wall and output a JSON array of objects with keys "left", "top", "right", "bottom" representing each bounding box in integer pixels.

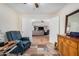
[
  {"left": 57, "top": 3, "right": 79, "bottom": 34},
  {"left": 49, "top": 16, "right": 59, "bottom": 43},
  {"left": 21, "top": 16, "right": 32, "bottom": 41},
  {"left": 32, "top": 20, "right": 49, "bottom": 27},
  {"left": 0, "top": 4, "right": 19, "bottom": 41}
]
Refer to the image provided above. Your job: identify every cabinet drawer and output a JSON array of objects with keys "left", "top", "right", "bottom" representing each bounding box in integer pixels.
[{"left": 66, "top": 40, "right": 77, "bottom": 48}]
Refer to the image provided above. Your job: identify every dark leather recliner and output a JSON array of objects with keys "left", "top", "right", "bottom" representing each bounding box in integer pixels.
[{"left": 6, "top": 31, "right": 31, "bottom": 55}]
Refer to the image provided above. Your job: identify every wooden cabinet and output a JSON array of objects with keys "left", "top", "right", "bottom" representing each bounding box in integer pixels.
[
  {"left": 69, "top": 46, "right": 77, "bottom": 56},
  {"left": 58, "top": 36, "right": 64, "bottom": 55},
  {"left": 63, "top": 43, "right": 69, "bottom": 56},
  {"left": 58, "top": 35, "right": 79, "bottom": 56}
]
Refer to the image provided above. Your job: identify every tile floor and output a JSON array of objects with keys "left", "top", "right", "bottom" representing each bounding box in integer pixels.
[
  {"left": 23, "top": 43, "right": 59, "bottom": 56},
  {"left": 7, "top": 35, "right": 59, "bottom": 56},
  {"left": 23, "top": 35, "right": 59, "bottom": 56}
]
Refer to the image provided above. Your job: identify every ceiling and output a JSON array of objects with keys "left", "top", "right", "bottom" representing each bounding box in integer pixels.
[{"left": 5, "top": 3, "right": 67, "bottom": 15}]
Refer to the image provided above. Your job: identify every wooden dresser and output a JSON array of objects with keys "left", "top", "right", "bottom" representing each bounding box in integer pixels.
[{"left": 58, "top": 35, "right": 79, "bottom": 56}]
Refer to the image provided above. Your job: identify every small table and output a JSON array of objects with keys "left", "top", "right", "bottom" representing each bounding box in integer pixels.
[{"left": 0, "top": 41, "right": 17, "bottom": 56}]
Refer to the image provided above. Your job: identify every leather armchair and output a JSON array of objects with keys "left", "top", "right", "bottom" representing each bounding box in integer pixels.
[{"left": 6, "top": 31, "right": 31, "bottom": 55}]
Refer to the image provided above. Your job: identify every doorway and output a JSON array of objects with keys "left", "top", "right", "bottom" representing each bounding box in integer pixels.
[
  {"left": 32, "top": 20, "right": 50, "bottom": 45},
  {"left": 21, "top": 16, "right": 59, "bottom": 45}
]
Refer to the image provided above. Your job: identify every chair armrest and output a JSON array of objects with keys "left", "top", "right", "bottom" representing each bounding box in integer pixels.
[
  {"left": 21, "top": 37, "right": 30, "bottom": 41},
  {"left": 15, "top": 40, "right": 20, "bottom": 44}
]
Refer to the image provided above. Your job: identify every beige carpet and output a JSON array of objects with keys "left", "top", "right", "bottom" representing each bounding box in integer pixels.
[{"left": 23, "top": 43, "right": 59, "bottom": 56}]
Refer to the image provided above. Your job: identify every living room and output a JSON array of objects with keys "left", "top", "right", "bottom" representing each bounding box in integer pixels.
[{"left": 0, "top": 3, "right": 79, "bottom": 56}]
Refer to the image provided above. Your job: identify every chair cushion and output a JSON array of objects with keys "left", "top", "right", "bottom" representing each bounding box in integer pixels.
[{"left": 10, "top": 31, "right": 22, "bottom": 40}]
